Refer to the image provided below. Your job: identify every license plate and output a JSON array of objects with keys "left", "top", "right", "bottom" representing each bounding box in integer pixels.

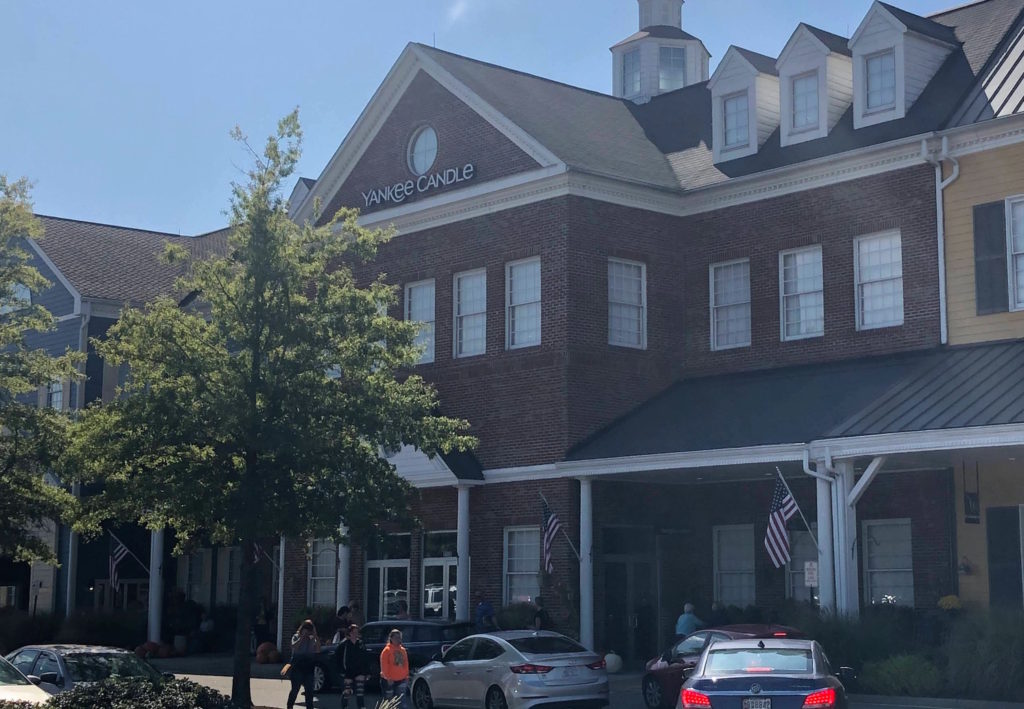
[
  {"left": 743, "top": 699, "right": 771, "bottom": 709},
  {"left": 562, "top": 666, "right": 578, "bottom": 677}
]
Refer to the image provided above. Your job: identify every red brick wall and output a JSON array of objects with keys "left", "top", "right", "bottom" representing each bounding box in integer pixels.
[{"left": 320, "top": 70, "right": 540, "bottom": 221}]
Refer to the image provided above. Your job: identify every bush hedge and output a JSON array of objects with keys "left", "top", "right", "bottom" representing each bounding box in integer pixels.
[
  {"left": 496, "top": 602, "right": 536, "bottom": 630},
  {"left": 55, "top": 610, "right": 146, "bottom": 649},
  {"left": 8, "top": 678, "right": 232, "bottom": 709},
  {"left": 0, "top": 610, "right": 59, "bottom": 654},
  {"left": 860, "top": 654, "right": 943, "bottom": 697}
]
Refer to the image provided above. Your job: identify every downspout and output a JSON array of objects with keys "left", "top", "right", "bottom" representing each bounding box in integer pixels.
[
  {"left": 802, "top": 448, "right": 833, "bottom": 483},
  {"left": 65, "top": 304, "right": 90, "bottom": 616},
  {"left": 922, "top": 136, "right": 960, "bottom": 344}
]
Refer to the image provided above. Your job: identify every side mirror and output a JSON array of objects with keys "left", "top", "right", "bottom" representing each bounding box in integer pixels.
[
  {"left": 26, "top": 675, "right": 41, "bottom": 685},
  {"left": 837, "top": 666, "right": 857, "bottom": 683},
  {"left": 38, "top": 672, "right": 61, "bottom": 686}
]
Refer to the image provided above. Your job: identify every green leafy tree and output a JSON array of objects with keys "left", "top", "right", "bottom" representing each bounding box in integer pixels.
[
  {"left": 66, "top": 112, "right": 472, "bottom": 706},
  {"left": 0, "top": 176, "right": 80, "bottom": 564}
]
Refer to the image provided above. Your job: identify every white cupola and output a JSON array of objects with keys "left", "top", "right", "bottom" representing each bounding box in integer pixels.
[{"left": 611, "top": 0, "right": 711, "bottom": 103}]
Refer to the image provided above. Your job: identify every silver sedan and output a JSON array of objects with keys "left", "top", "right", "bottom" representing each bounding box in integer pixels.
[{"left": 410, "top": 630, "right": 609, "bottom": 709}]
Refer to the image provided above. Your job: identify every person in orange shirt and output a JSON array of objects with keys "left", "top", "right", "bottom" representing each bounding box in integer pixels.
[{"left": 379, "top": 629, "right": 410, "bottom": 708}]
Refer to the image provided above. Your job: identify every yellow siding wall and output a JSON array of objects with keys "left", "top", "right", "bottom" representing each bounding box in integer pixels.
[
  {"left": 954, "top": 457, "right": 1024, "bottom": 607},
  {"left": 945, "top": 142, "right": 1024, "bottom": 344}
]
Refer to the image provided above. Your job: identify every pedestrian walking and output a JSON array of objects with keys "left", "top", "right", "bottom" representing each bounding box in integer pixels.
[
  {"left": 287, "top": 619, "right": 321, "bottom": 709},
  {"left": 379, "top": 629, "right": 410, "bottom": 709},
  {"left": 338, "top": 624, "right": 371, "bottom": 709}
]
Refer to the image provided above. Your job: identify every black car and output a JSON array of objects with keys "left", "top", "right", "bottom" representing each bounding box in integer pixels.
[
  {"left": 679, "top": 638, "right": 854, "bottom": 709},
  {"left": 311, "top": 619, "right": 473, "bottom": 693}
]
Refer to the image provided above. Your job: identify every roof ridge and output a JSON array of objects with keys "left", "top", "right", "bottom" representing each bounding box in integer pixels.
[
  {"left": 412, "top": 43, "right": 629, "bottom": 105},
  {"left": 36, "top": 213, "right": 190, "bottom": 239},
  {"left": 928, "top": 0, "right": 1000, "bottom": 19}
]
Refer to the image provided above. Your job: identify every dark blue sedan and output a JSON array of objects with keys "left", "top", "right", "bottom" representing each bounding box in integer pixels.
[{"left": 677, "top": 638, "right": 852, "bottom": 709}]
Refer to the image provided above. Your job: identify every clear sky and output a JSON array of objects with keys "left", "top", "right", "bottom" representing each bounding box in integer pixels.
[{"left": 3, "top": 0, "right": 960, "bottom": 235}]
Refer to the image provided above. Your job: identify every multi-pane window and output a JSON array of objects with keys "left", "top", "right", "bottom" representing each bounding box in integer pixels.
[
  {"left": 714, "top": 525, "right": 755, "bottom": 608},
  {"left": 659, "top": 46, "right": 686, "bottom": 92},
  {"left": 454, "top": 269, "right": 486, "bottom": 358},
  {"left": 309, "top": 538, "right": 337, "bottom": 608},
  {"left": 787, "top": 528, "right": 819, "bottom": 604},
  {"left": 224, "top": 547, "right": 241, "bottom": 605},
  {"left": 866, "top": 50, "right": 896, "bottom": 110},
  {"left": 504, "top": 527, "right": 541, "bottom": 605},
  {"left": 863, "top": 519, "right": 914, "bottom": 606},
  {"left": 711, "top": 259, "right": 751, "bottom": 349},
  {"left": 623, "top": 49, "right": 641, "bottom": 97},
  {"left": 780, "top": 246, "right": 824, "bottom": 340},
  {"left": 1008, "top": 198, "right": 1024, "bottom": 309},
  {"left": 47, "top": 380, "right": 63, "bottom": 411},
  {"left": 855, "top": 232, "right": 904, "bottom": 329},
  {"left": 506, "top": 258, "right": 541, "bottom": 349},
  {"left": 405, "top": 280, "right": 435, "bottom": 364},
  {"left": 723, "top": 92, "right": 749, "bottom": 148},
  {"left": 0, "top": 283, "right": 30, "bottom": 314},
  {"left": 792, "top": 72, "right": 819, "bottom": 130},
  {"left": 186, "top": 551, "right": 206, "bottom": 604},
  {"left": 608, "top": 259, "right": 646, "bottom": 349}
]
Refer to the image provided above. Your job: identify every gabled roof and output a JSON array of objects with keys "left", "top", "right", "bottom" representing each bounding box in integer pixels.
[
  {"left": 611, "top": 25, "right": 707, "bottom": 52},
  {"left": 803, "top": 24, "right": 852, "bottom": 57},
  {"left": 879, "top": 1, "right": 960, "bottom": 45},
  {"left": 733, "top": 47, "right": 779, "bottom": 76}
]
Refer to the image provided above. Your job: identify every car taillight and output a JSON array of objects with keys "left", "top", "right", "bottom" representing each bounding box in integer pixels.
[
  {"left": 681, "top": 688, "right": 712, "bottom": 708},
  {"left": 586, "top": 659, "right": 606, "bottom": 670},
  {"left": 803, "top": 688, "right": 836, "bottom": 708},
  {"left": 772, "top": 632, "right": 788, "bottom": 637},
  {"left": 509, "top": 663, "right": 554, "bottom": 674}
]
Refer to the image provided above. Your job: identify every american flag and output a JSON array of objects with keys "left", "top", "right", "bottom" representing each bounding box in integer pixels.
[
  {"left": 542, "top": 498, "right": 562, "bottom": 574},
  {"left": 109, "top": 536, "right": 130, "bottom": 592},
  {"left": 764, "top": 477, "right": 799, "bottom": 568},
  {"left": 252, "top": 541, "right": 263, "bottom": 564}
]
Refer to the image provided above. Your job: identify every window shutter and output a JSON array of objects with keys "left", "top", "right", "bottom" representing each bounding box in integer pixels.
[{"left": 973, "top": 201, "right": 1009, "bottom": 315}]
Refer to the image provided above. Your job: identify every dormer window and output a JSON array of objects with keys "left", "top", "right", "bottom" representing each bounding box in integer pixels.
[
  {"left": 623, "top": 49, "right": 641, "bottom": 98},
  {"left": 791, "top": 72, "right": 819, "bottom": 131},
  {"left": 865, "top": 50, "right": 896, "bottom": 110},
  {"left": 723, "top": 92, "right": 750, "bottom": 149},
  {"left": 659, "top": 47, "right": 686, "bottom": 92}
]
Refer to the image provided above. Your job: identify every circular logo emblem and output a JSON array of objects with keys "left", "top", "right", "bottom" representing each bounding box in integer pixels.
[{"left": 750, "top": 684, "right": 762, "bottom": 695}]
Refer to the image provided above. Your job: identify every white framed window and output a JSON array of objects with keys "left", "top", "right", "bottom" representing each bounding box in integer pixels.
[
  {"left": 659, "top": 46, "right": 686, "bottom": 92},
  {"left": 454, "top": 269, "right": 487, "bottom": 358},
  {"left": 506, "top": 258, "right": 541, "bottom": 349},
  {"left": 0, "top": 283, "right": 30, "bottom": 314},
  {"left": 184, "top": 550, "right": 208, "bottom": 604},
  {"left": 855, "top": 231, "right": 903, "bottom": 330},
  {"left": 713, "top": 525, "right": 755, "bottom": 608},
  {"left": 792, "top": 72, "right": 819, "bottom": 131},
  {"left": 405, "top": 279, "right": 435, "bottom": 364},
  {"left": 46, "top": 379, "right": 63, "bottom": 411},
  {"left": 786, "top": 527, "right": 819, "bottom": 603},
  {"left": 723, "top": 92, "right": 749, "bottom": 149},
  {"left": 779, "top": 246, "right": 824, "bottom": 341},
  {"left": 863, "top": 518, "right": 914, "bottom": 606},
  {"left": 308, "top": 538, "right": 337, "bottom": 608},
  {"left": 608, "top": 258, "right": 646, "bottom": 349},
  {"left": 865, "top": 50, "right": 896, "bottom": 111},
  {"left": 710, "top": 259, "right": 751, "bottom": 350},
  {"left": 220, "top": 547, "right": 241, "bottom": 605},
  {"left": 408, "top": 126, "right": 438, "bottom": 177},
  {"left": 623, "top": 49, "right": 641, "bottom": 97},
  {"left": 503, "top": 526, "right": 540, "bottom": 605},
  {"left": 0, "top": 586, "right": 15, "bottom": 608},
  {"left": 1007, "top": 196, "right": 1024, "bottom": 310}
]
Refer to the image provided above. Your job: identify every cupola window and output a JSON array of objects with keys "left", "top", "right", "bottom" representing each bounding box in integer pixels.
[
  {"left": 659, "top": 46, "right": 686, "bottom": 92},
  {"left": 623, "top": 49, "right": 641, "bottom": 98}
]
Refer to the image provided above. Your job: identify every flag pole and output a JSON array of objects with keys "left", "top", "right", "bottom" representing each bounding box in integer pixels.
[
  {"left": 109, "top": 530, "right": 151, "bottom": 575},
  {"left": 539, "top": 491, "right": 581, "bottom": 560},
  {"left": 775, "top": 467, "right": 818, "bottom": 550}
]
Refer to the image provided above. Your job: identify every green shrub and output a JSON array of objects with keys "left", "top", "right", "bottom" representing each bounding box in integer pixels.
[
  {"left": 55, "top": 610, "right": 146, "bottom": 649},
  {"left": 0, "top": 701, "right": 36, "bottom": 709},
  {"left": 860, "top": 654, "right": 943, "bottom": 697},
  {"left": 496, "top": 602, "right": 536, "bottom": 630},
  {"left": 44, "top": 677, "right": 230, "bottom": 709},
  {"left": 943, "top": 610, "right": 1024, "bottom": 702},
  {"left": 0, "top": 609, "right": 60, "bottom": 654}
]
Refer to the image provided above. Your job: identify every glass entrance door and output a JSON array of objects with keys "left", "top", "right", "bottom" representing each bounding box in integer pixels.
[
  {"left": 366, "top": 562, "right": 410, "bottom": 621},
  {"left": 422, "top": 559, "right": 457, "bottom": 619},
  {"left": 603, "top": 557, "right": 656, "bottom": 666}
]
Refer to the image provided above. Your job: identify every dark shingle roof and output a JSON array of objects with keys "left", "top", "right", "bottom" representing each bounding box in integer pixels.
[
  {"left": 733, "top": 47, "right": 779, "bottom": 76},
  {"left": 880, "top": 2, "right": 960, "bottom": 44},
  {"left": 611, "top": 25, "right": 702, "bottom": 49},
  {"left": 35, "top": 216, "right": 229, "bottom": 304},
  {"left": 440, "top": 449, "right": 484, "bottom": 481},
  {"left": 828, "top": 340, "right": 1024, "bottom": 437},
  {"left": 802, "top": 24, "right": 852, "bottom": 56}
]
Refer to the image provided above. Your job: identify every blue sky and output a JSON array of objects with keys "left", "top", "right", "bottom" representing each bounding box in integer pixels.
[{"left": 3, "top": 0, "right": 959, "bottom": 234}]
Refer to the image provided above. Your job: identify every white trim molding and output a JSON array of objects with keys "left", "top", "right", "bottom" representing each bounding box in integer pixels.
[
  {"left": 24, "top": 238, "right": 82, "bottom": 316},
  {"left": 811, "top": 423, "right": 1024, "bottom": 459}
]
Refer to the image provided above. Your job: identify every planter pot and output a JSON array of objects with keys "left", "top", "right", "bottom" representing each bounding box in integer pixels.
[
  {"left": 173, "top": 634, "right": 188, "bottom": 655},
  {"left": 605, "top": 651, "right": 623, "bottom": 674}
]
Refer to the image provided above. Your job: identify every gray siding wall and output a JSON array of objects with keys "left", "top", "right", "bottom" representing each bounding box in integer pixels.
[{"left": 22, "top": 240, "right": 76, "bottom": 317}]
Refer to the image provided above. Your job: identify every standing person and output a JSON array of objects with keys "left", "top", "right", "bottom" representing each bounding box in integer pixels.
[
  {"left": 674, "top": 602, "right": 704, "bottom": 639},
  {"left": 287, "top": 619, "right": 321, "bottom": 709},
  {"left": 533, "top": 596, "right": 551, "bottom": 630},
  {"left": 708, "top": 601, "right": 729, "bottom": 627},
  {"left": 379, "top": 629, "right": 410, "bottom": 709},
  {"left": 348, "top": 601, "right": 364, "bottom": 627},
  {"left": 332, "top": 605, "right": 352, "bottom": 644},
  {"left": 475, "top": 591, "right": 496, "bottom": 632},
  {"left": 337, "top": 624, "right": 371, "bottom": 709}
]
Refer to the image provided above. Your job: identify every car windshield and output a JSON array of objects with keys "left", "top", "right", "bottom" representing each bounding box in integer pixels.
[
  {"left": 705, "top": 648, "right": 813, "bottom": 676},
  {"left": 0, "top": 659, "right": 29, "bottom": 686},
  {"left": 507, "top": 636, "right": 587, "bottom": 655},
  {"left": 64, "top": 653, "right": 161, "bottom": 682}
]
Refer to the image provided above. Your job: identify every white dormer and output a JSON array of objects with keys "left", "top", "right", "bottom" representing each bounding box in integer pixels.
[
  {"left": 849, "top": 1, "right": 957, "bottom": 129},
  {"left": 709, "top": 46, "right": 779, "bottom": 163},
  {"left": 610, "top": 0, "right": 711, "bottom": 103},
  {"left": 776, "top": 24, "right": 853, "bottom": 146}
]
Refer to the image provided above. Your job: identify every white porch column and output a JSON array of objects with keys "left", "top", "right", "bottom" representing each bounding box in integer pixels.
[
  {"left": 456, "top": 485, "right": 471, "bottom": 622},
  {"left": 815, "top": 476, "right": 835, "bottom": 614},
  {"left": 579, "top": 477, "right": 594, "bottom": 651},
  {"left": 833, "top": 460, "right": 860, "bottom": 618},
  {"left": 277, "top": 536, "right": 286, "bottom": 650},
  {"left": 65, "top": 483, "right": 81, "bottom": 615},
  {"left": 147, "top": 529, "right": 164, "bottom": 643},
  {"left": 336, "top": 523, "right": 350, "bottom": 610}
]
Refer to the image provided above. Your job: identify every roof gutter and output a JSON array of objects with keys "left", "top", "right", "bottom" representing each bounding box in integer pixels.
[
  {"left": 801, "top": 447, "right": 834, "bottom": 483},
  {"left": 921, "top": 135, "right": 960, "bottom": 345}
]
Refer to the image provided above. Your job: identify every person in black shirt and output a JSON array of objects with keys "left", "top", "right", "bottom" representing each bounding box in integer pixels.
[
  {"left": 533, "top": 596, "right": 552, "bottom": 630},
  {"left": 337, "top": 624, "right": 371, "bottom": 709}
]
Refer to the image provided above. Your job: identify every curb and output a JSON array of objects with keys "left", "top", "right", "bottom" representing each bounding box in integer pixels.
[{"left": 849, "top": 695, "right": 1022, "bottom": 709}]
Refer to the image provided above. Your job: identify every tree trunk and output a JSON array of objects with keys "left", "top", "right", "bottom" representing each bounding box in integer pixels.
[{"left": 231, "top": 538, "right": 260, "bottom": 707}]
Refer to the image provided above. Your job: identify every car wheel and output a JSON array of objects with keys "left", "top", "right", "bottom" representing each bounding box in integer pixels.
[
  {"left": 412, "top": 679, "right": 433, "bottom": 709},
  {"left": 642, "top": 675, "right": 665, "bottom": 709},
  {"left": 486, "top": 686, "right": 508, "bottom": 709},
  {"left": 312, "top": 663, "right": 330, "bottom": 693}
]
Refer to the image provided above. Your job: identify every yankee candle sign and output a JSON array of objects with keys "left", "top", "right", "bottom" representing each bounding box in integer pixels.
[{"left": 362, "top": 163, "right": 475, "bottom": 208}]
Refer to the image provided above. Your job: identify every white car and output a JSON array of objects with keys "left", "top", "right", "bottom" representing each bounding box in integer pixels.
[
  {"left": 411, "top": 630, "right": 609, "bottom": 709},
  {"left": 0, "top": 656, "right": 50, "bottom": 705}
]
